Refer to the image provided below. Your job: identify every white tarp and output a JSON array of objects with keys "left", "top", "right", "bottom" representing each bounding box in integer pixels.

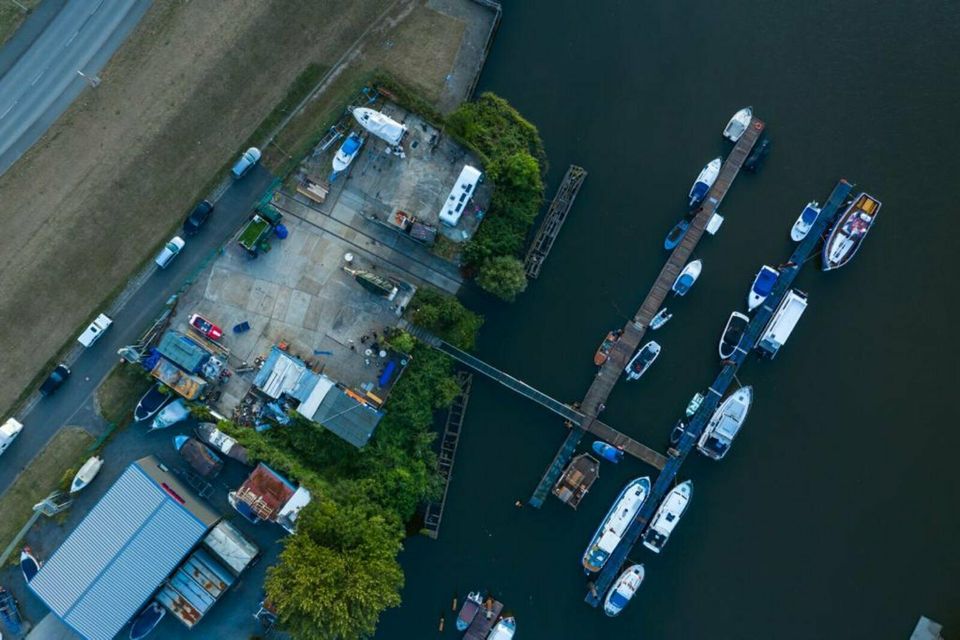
[
  {"left": 352, "top": 107, "right": 406, "bottom": 146},
  {"left": 296, "top": 375, "right": 335, "bottom": 420}
]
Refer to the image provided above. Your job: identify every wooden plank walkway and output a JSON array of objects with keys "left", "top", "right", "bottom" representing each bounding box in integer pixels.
[
  {"left": 524, "top": 165, "right": 587, "bottom": 278},
  {"left": 464, "top": 598, "right": 504, "bottom": 640}
]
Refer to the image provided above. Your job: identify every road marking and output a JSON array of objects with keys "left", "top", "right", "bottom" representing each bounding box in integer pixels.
[
  {"left": 65, "top": 31, "right": 79, "bottom": 47},
  {"left": 0, "top": 101, "right": 16, "bottom": 119},
  {"left": 31, "top": 70, "right": 45, "bottom": 86}
]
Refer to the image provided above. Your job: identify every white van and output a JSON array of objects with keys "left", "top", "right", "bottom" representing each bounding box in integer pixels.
[
  {"left": 78, "top": 313, "right": 113, "bottom": 347},
  {"left": 0, "top": 418, "right": 23, "bottom": 456}
]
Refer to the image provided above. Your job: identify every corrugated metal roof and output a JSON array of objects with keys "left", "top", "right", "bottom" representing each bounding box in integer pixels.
[
  {"left": 28, "top": 459, "right": 212, "bottom": 640},
  {"left": 157, "top": 330, "right": 211, "bottom": 373},
  {"left": 313, "top": 388, "right": 383, "bottom": 448}
]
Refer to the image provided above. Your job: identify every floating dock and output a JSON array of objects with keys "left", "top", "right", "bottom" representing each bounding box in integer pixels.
[
  {"left": 553, "top": 453, "right": 600, "bottom": 509},
  {"left": 524, "top": 165, "right": 587, "bottom": 279},
  {"left": 463, "top": 597, "right": 504, "bottom": 640},
  {"left": 423, "top": 372, "right": 473, "bottom": 539},
  {"left": 584, "top": 177, "right": 854, "bottom": 607}
]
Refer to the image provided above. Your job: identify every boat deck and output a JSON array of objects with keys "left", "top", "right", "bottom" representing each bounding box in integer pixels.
[
  {"left": 463, "top": 598, "right": 504, "bottom": 640},
  {"left": 553, "top": 453, "right": 601, "bottom": 509}
]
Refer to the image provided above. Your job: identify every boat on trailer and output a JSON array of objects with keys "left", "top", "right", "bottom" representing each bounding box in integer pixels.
[
  {"left": 747, "top": 265, "right": 778, "bottom": 311},
  {"left": 688, "top": 157, "right": 721, "bottom": 209},
  {"left": 698, "top": 386, "right": 754, "bottom": 461},
  {"left": 134, "top": 384, "right": 169, "bottom": 422},
  {"left": 70, "top": 456, "right": 104, "bottom": 493},
  {"left": 20, "top": 547, "right": 41, "bottom": 583},
  {"left": 822, "top": 192, "right": 881, "bottom": 270},
  {"left": 672, "top": 259, "right": 702, "bottom": 296},
  {"left": 129, "top": 602, "right": 165, "bottom": 640},
  {"left": 650, "top": 308, "right": 672, "bottom": 330},
  {"left": 663, "top": 219, "right": 689, "bottom": 250},
  {"left": 723, "top": 106, "right": 753, "bottom": 142},
  {"left": 603, "top": 564, "right": 645, "bottom": 617},
  {"left": 456, "top": 591, "right": 483, "bottom": 631},
  {"left": 594, "top": 330, "right": 622, "bottom": 366},
  {"left": 790, "top": 201, "right": 821, "bottom": 241},
  {"left": 624, "top": 341, "right": 661, "bottom": 381},
  {"left": 332, "top": 132, "right": 363, "bottom": 173},
  {"left": 582, "top": 477, "right": 651, "bottom": 572},
  {"left": 642, "top": 480, "right": 693, "bottom": 553},
  {"left": 719, "top": 311, "right": 750, "bottom": 360}
]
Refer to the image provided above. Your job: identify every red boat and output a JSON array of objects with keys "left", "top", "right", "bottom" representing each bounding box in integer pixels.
[
  {"left": 594, "top": 330, "right": 622, "bottom": 366},
  {"left": 188, "top": 314, "right": 223, "bottom": 340}
]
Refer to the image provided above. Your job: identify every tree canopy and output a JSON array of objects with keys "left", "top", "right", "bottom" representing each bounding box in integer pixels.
[{"left": 476, "top": 255, "right": 528, "bottom": 302}]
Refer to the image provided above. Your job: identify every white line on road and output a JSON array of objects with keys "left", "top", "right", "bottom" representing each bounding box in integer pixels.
[
  {"left": 65, "top": 31, "right": 79, "bottom": 47},
  {"left": 0, "top": 101, "right": 16, "bottom": 119},
  {"left": 31, "top": 70, "right": 45, "bottom": 86}
]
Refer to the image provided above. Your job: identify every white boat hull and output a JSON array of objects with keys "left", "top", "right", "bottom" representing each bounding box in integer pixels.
[
  {"left": 642, "top": 480, "right": 693, "bottom": 553},
  {"left": 672, "top": 259, "right": 703, "bottom": 296},
  {"left": 698, "top": 386, "right": 753, "bottom": 460},
  {"left": 723, "top": 106, "right": 753, "bottom": 142},
  {"left": 603, "top": 564, "right": 645, "bottom": 617},
  {"left": 70, "top": 456, "right": 104, "bottom": 493}
]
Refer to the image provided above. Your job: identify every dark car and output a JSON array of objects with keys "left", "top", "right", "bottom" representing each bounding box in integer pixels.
[
  {"left": 182, "top": 200, "right": 214, "bottom": 235},
  {"left": 40, "top": 363, "right": 71, "bottom": 396}
]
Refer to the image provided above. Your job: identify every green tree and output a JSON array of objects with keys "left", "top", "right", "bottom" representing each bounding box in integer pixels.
[
  {"left": 409, "top": 287, "right": 483, "bottom": 350},
  {"left": 477, "top": 255, "right": 528, "bottom": 301}
]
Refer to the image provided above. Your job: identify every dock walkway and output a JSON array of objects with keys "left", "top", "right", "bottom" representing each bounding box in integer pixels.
[
  {"left": 584, "top": 178, "right": 854, "bottom": 606},
  {"left": 423, "top": 372, "right": 473, "bottom": 539},
  {"left": 524, "top": 165, "right": 587, "bottom": 279}
]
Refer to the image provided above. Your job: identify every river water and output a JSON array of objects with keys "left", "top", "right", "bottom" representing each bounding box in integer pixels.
[{"left": 377, "top": 1, "right": 960, "bottom": 638}]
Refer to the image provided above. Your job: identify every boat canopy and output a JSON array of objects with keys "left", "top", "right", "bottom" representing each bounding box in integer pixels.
[
  {"left": 597, "top": 530, "right": 621, "bottom": 553},
  {"left": 758, "top": 289, "right": 808, "bottom": 356},
  {"left": 754, "top": 268, "right": 778, "bottom": 296},
  {"left": 801, "top": 205, "right": 819, "bottom": 223},
  {"left": 609, "top": 591, "right": 630, "bottom": 608},
  {"left": 340, "top": 133, "right": 362, "bottom": 155}
]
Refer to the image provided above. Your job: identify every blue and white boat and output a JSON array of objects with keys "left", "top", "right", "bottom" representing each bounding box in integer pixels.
[
  {"left": 688, "top": 157, "right": 721, "bottom": 209},
  {"left": 790, "top": 200, "right": 821, "bottom": 241},
  {"left": 663, "top": 219, "right": 689, "bottom": 250},
  {"left": 592, "top": 441, "right": 624, "bottom": 464},
  {"left": 582, "top": 477, "right": 651, "bottom": 572},
  {"left": 642, "top": 480, "right": 693, "bottom": 553},
  {"left": 747, "top": 265, "right": 778, "bottom": 311},
  {"left": 455, "top": 591, "right": 483, "bottom": 631},
  {"left": 685, "top": 392, "right": 704, "bottom": 417},
  {"left": 698, "top": 386, "right": 753, "bottom": 460},
  {"left": 603, "top": 564, "right": 645, "bottom": 617},
  {"left": 624, "top": 341, "right": 661, "bottom": 381},
  {"left": 650, "top": 308, "right": 672, "bottom": 330},
  {"left": 332, "top": 132, "right": 363, "bottom": 173},
  {"left": 487, "top": 616, "right": 516, "bottom": 640},
  {"left": 672, "top": 259, "right": 702, "bottom": 296},
  {"left": 20, "top": 547, "right": 41, "bottom": 583}
]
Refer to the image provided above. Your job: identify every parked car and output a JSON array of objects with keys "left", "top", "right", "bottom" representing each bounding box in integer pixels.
[
  {"left": 40, "top": 363, "right": 71, "bottom": 396},
  {"left": 0, "top": 418, "right": 23, "bottom": 456},
  {"left": 78, "top": 313, "right": 113, "bottom": 347},
  {"left": 231, "top": 147, "right": 261, "bottom": 179},
  {"left": 183, "top": 200, "right": 214, "bottom": 235},
  {"left": 155, "top": 236, "right": 185, "bottom": 268}
]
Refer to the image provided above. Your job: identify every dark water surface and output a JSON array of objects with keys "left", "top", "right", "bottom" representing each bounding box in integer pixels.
[{"left": 378, "top": 1, "right": 960, "bottom": 637}]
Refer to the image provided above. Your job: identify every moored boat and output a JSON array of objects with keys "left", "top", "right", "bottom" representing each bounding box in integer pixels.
[
  {"left": 173, "top": 435, "right": 224, "bottom": 477},
  {"left": 650, "top": 308, "right": 672, "bottom": 330},
  {"left": 663, "top": 219, "right": 689, "bottom": 250},
  {"left": 553, "top": 453, "right": 600, "bottom": 509},
  {"left": 594, "top": 330, "right": 622, "bottom": 366},
  {"left": 698, "top": 386, "right": 754, "bottom": 460},
  {"left": 487, "top": 616, "right": 516, "bottom": 640},
  {"left": 688, "top": 157, "right": 721, "bottom": 209},
  {"left": 134, "top": 384, "right": 169, "bottom": 422},
  {"left": 642, "top": 480, "right": 693, "bottom": 553},
  {"left": 790, "top": 201, "right": 821, "bottom": 241},
  {"left": 822, "top": 192, "right": 881, "bottom": 270},
  {"left": 332, "top": 132, "right": 364, "bottom": 172},
  {"left": 723, "top": 106, "right": 753, "bottom": 142},
  {"left": 685, "top": 392, "right": 704, "bottom": 417},
  {"left": 744, "top": 137, "right": 771, "bottom": 172},
  {"left": 624, "top": 341, "right": 661, "bottom": 381},
  {"left": 669, "top": 420, "right": 686, "bottom": 445},
  {"left": 747, "top": 265, "right": 778, "bottom": 311},
  {"left": 20, "top": 547, "right": 41, "bottom": 583},
  {"left": 582, "top": 477, "right": 651, "bottom": 572},
  {"left": 718, "top": 311, "right": 750, "bottom": 360},
  {"left": 592, "top": 441, "right": 623, "bottom": 464},
  {"left": 195, "top": 422, "right": 250, "bottom": 464},
  {"left": 70, "top": 456, "right": 104, "bottom": 493},
  {"left": 456, "top": 591, "right": 483, "bottom": 631},
  {"left": 150, "top": 399, "right": 190, "bottom": 431},
  {"left": 672, "top": 259, "right": 702, "bottom": 296},
  {"left": 129, "top": 602, "right": 165, "bottom": 640},
  {"left": 603, "top": 564, "right": 645, "bottom": 617}
]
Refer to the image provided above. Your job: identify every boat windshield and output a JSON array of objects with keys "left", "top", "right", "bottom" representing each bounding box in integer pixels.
[{"left": 715, "top": 415, "right": 740, "bottom": 439}]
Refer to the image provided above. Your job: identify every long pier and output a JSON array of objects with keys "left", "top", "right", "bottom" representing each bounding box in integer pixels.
[
  {"left": 584, "top": 178, "right": 854, "bottom": 606},
  {"left": 423, "top": 372, "right": 473, "bottom": 539},
  {"left": 529, "top": 118, "right": 766, "bottom": 507},
  {"left": 524, "top": 165, "right": 588, "bottom": 279}
]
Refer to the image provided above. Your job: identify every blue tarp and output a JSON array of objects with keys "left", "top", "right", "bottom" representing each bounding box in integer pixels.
[
  {"left": 754, "top": 268, "right": 778, "bottom": 296},
  {"left": 378, "top": 361, "right": 397, "bottom": 387}
]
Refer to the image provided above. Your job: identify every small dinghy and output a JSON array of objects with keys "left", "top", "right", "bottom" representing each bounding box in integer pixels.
[
  {"left": 487, "top": 615, "right": 516, "bottom": 640},
  {"left": 723, "top": 106, "right": 753, "bottom": 142},
  {"left": 134, "top": 384, "right": 169, "bottom": 422},
  {"left": 663, "top": 219, "right": 689, "bottom": 250},
  {"left": 650, "top": 308, "right": 672, "bottom": 330},
  {"left": 0, "top": 586, "right": 23, "bottom": 635},
  {"left": 747, "top": 265, "right": 779, "bottom": 311},
  {"left": 672, "top": 259, "right": 702, "bottom": 296},
  {"left": 688, "top": 158, "right": 721, "bottom": 209},
  {"left": 456, "top": 591, "right": 483, "bottom": 631},
  {"left": 718, "top": 311, "right": 750, "bottom": 360},
  {"left": 20, "top": 547, "right": 41, "bottom": 583},
  {"left": 150, "top": 399, "right": 190, "bottom": 431},
  {"left": 594, "top": 329, "right": 622, "bottom": 366},
  {"left": 129, "top": 601, "right": 165, "bottom": 640},
  {"left": 790, "top": 200, "right": 821, "bottom": 241},
  {"left": 624, "top": 341, "right": 661, "bottom": 381},
  {"left": 685, "top": 392, "right": 704, "bottom": 417},
  {"left": 592, "top": 441, "right": 624, "bottom": 464},
  {"left": 332, "top": 132, "right": 363, "bottom": 173},
  {"left": 603, "top": 564, "right": 645, "bottom": 617},
  {"left": 669, "top": 420, "right": 686, "bottom": 445},
  {"left": 70, "top": 456, "right": 104, "bottom": 493}
]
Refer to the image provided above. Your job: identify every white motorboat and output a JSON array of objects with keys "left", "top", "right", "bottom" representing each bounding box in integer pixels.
[
  {"left": 351, "top": 107, "right": 407, "bottom": 146},
  {"left": 603, "top": 564, "right": 645, "bottom": 617},
  {"left": 624, "top": 341, "right": 661, "bottom": 381},
  {"left": 718, "top": 311, "right": 750, "bottom": 360},
  {"left": 150, "top": 399, "right": 190, "bottom": 431},
  {"left": 822, "top": 192, "right": 881, "bottom": 270},
  {"left": 650, "top": 308, "right": 672, "bottom": 330},
  {"left": 583, "top": 477, "right": 651, "bottom": 572},
  {"left": 790, "top": 200, "right": 821, "bottom": 241},
  {"left": 642, "top": 480, "right": 693, "bottom": 553},
  {"left": 688, "top": 157, "right": 721, "bottom": 209},
  {"left": 672, "top": 259, "right": 703, "bottom": 296},
  {"left": 70, "top": 456, "right": 104, "bottom": 493},
  {"left": 723, "top": 106, "right": 753, "bottom": 142},
  {"left": 698, "top": 386, "right": 754, "bottom": 460},
  {"left": 487, "top": 616, "right": 516, "bottom": 640},
  {"left": 747, "top": 265, "right": 778, "bottom": 311},
  {"left": 332, "top": 132, "right": 363, "bottom": 172}
]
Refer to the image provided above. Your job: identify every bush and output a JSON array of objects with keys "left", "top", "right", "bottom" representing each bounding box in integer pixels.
[
  {"left": 476, "top": 255, "right": 528, "bottom": 302},
  {"left": 408, "top": 287, "right": 483, "bottom": 350}
]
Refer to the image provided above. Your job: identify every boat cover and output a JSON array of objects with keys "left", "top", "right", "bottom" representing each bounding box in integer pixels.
[
  {"left": 609, "top": 590, "right": 630, "bottom": 608},
  {"left": 801, "top": 205, "right": 819, "bottom": 223},
  {"left": 754, "top": 269, "right": 778, "bottom": 296},
  {"left": 352, "top": 108, "right": 405, "bottom": 146}
]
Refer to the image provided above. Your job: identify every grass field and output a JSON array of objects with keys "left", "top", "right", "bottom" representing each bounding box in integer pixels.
[
  {"left": 95, "top": 364, "right": 152, "bottom": 426},
  {"left": 0, "top": 0, "right": 40, "bottom": 48}
]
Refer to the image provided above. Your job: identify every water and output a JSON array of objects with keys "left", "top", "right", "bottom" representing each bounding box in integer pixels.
[{"left": 377, "top": 1, "right": 960, "bottom": 637}]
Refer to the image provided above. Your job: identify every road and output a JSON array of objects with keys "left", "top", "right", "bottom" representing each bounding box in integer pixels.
[
  {"left": 0, "top": 166, "right": 274, "bottom": 493},
  {"left": 0, "top": 0, "right": 153, "bottom": 176}
]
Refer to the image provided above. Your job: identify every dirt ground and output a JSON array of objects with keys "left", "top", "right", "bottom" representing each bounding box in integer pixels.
[{"left": 0, "top": 0, "right": 475, "bottom": 415}]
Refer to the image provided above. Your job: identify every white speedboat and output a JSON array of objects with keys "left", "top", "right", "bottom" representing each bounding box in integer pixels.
[
  {"left": 70, "top": 456, "right": 104, "bottom": 493},
  {"left": 150, "top": 399, "right": 190, "bottom": 431},
  {"left": 790, "top": 200, "right": 821, "bottom": 241},
  {"left": 351, "top": 107, "right": 407, "bottom": 146},
  {"left": 487, "top": 616, "right": 516, "bottom": 640},
  {"left": 650, "top": 308, "right": 672, "bottom": 330},
  {"left": 603, "top": 564, "right": 645, "bottom": 617},
  {"left": 698, "top": 386, "right": 754, "bottom": 460},
  {"left": 822, "top": 192, "right": 881, "bottom": 270},
  {"left": 672, "top": 259, "right": 702, "bottom": 296},
  {"left": 688, "top": 157, "right": 721, "bottom": 209},
  {"left": 642, "top": 480, "right": 693, "bottom": 553},
  {"left": 332, "top": 132, "right": 363, "bottom": 172},
  {"left": 624, "top": 341, "right": 661, "bottom": 381},
  {"left": 582, "top": 477, "right": 651, "bottom": 572},
  {"left": 719, "top": 311, "right": 750, "bottom": 360},
  {"left": 723, "top": 106, "right": 753, "bottom": 142},
  {"left": 747, "top": 265, "right": 778, "bottom": 311},
  {"left": 20, "top": 547, "right": 41, "bottom": 583}
]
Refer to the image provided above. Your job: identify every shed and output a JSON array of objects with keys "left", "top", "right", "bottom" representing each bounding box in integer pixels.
[
  {"left": 253, "top": 346, "right": 319, "bottom": 401},
  {"left": 228, "top": 463, "right": 296, "bottom": 524},
  {"left": 312, "top": 388, "right": 384, "bottom": 448},
  {"left": 157, "top": 331, "right": 211, "bottom": 374}
]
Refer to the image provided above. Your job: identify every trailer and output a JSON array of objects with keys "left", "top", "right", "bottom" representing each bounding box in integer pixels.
[{"left": 237, "top": 206, "right": 283, "bottom": 257}]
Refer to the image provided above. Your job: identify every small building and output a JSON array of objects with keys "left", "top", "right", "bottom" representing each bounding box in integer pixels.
[
  {"left": 151, "top": 357, "right": 206, "bottom": 399},
  {"left": 307, "top": 386, "right": 384, "bottom": 448},
  {"left": 28, "top": 457, "right": 218, "bottom": 640},
  {"left": 157, "top": 330, "right": 211, "bottom": 374},
  {"left": 228, "top": 463, "right": 297, "bottom": 525},
  {"left": 253, "top": 346, "right": 319, "bottom": 401},
  {"left": 438, "top": 165, "right": 482, "bottom": 227}
]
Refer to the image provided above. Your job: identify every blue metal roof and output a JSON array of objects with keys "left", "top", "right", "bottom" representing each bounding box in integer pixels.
[{"left": 28, "top": 460, "right": 212, "bottom": 640}]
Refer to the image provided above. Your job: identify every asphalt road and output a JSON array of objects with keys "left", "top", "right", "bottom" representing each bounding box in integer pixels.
[
  {"left": 0, "top": 166, "right": 274, "bottom": 493},
  {"left": 0, "top": 0, "right": 153, "bottom": 176}
]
